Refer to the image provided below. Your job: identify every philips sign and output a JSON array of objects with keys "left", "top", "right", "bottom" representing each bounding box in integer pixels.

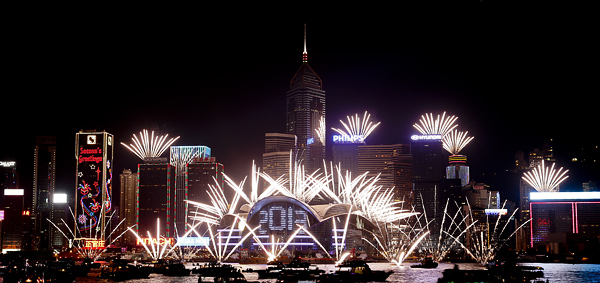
[
  {"left": 333, "top": 135, "right": 365, "bottom": 143},
  {"left": 411, "top": 134, "right": 442, "bottom": 141}
]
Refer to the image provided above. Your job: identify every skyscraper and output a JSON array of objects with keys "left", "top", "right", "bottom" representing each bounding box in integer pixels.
[
  {"left": 32, "top": 136, "right": 56, "bottom": 250},
  {"left": 412, "top": 134, "right": 446, "bottom": 226},
  {"left": 357, "top": 144, "right": 413, "bottom": 202},
  {"left": 137, "top": 161, "right": 171, "bottom": 237},
  {"left": 169, "top": 146, "right": 211, "bottom": 236},
  {"left": 119, "top": 169, "right": 137, "bottom": 247},
  {"left": 286, "top": 25, "right": 326, "bottom": 173},
  {"left": 262, "top": 133, "right": 297, "bottom": 184},
  {"left": 74, "top": 131, "right": 114, "bottom": 246}
]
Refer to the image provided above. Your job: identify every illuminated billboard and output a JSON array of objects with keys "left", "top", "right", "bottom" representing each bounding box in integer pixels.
[
  {"left": 75, "top": 131, "right": 113, "bottom": 241},
  {"left": 54, "top": 193, "right": 68, "bottom": 204},
  {"left": 411, "top": 134, "right": 442, "bottom": 141}
]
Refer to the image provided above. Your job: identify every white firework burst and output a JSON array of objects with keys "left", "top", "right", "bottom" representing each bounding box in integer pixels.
[
  {"left": 331, "top": 111, "right": 381, "bottom": 143},
  {"left": 315, "top": 116, "right": 326, "bottom": 145},
  {"left": 413, "top": 111, "right": 458, "bottom": 136},
  {"left": 442, "top": 130, "right": 474, "bottom": 155},
  {"left": 121, "top": 129, "right": 180, "bottom": 160},
  {"left": 522, "top": 160, "right": 569, "bottom": 192}
]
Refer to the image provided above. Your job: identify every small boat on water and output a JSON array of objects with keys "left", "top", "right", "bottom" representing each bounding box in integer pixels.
[
  {"left": 193, "top": 262, "right": 237, "bottom": 276},
  {"left": 154, "top": 260, "right": 191, "bottom": 276},
  {"left": 199, "top": 268, "right": 259, "bottom": 283},
  {"left": 99, "top": 259, "right": 152, "bottom": 281},
  {"left": 437, "top": 264, "right": 545, "bottom": 283},
  {"left": 320, "top": 260, "right": 393, "bottom": 283},
  {"left": 410, "top": 258, "right": 438, "bottom": 269}
]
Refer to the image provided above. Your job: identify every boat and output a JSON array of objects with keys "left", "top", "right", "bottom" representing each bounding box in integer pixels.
[
  {"left": 437, "top": 264, "right": 545, "bottom": 283},
  {"left": 410, "top": 258, "right": 439, "bottom": 268},
  {"left": 193, "top": 262, "right": 237, "bottom": 276},
  {"left": 154, "top": 260, "right": 191, "bottom": 276},
  {"left": 199, "top": 268, "right": 259, "bottom": 283},
  {"left": 320, "top": 260, "right": 393, "bottom": 283},
  {"left": 99, "top": 259, "right": 152, "bottom": 280},
  {"left": 256, "top": 257, "right": 323, "bottom": 280}
]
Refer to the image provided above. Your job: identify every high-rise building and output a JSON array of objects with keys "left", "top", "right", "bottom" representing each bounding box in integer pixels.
[
  {"left": 187, "top": 158, "right": 224, "bottom": 203},
  {"left": 285, "top": 25, "right": 325, "bottom": 173},
  {"left": 49, "top": 193, "right": 69, "bottom": 249},
  {"left": 137, "top": 161, "right": 171, "bottom": 237},
  {"left": 169, "top": 146, "right": 211, "bottom": 236},
  {"left": 32, "top": 136, "right": 56, "bottom": 250},
  {"left": 263, "top": 133, "right": 297, "bottom": 185},
  {"left": 74, "top": 131, "right": 114, "bottom": 247},
  {"left": 357, "top": 144, "right": 412, "bottom": 202},
  {"left": 411, "top": 134, "right": 446, "bottom": 219},
  {"left": 446, "top": 155, "right": 470, "bottom": 187},
  {"left": 2, "top": 188, "right": 24, "bottom": 253},
  {"left": 119, "top": 169, "right": 137, "bottom": 247}
]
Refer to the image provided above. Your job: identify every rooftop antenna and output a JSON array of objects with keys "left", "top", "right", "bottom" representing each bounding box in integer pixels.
[{"left": 303, "top": 24, "right": 308, "bottom": 63}]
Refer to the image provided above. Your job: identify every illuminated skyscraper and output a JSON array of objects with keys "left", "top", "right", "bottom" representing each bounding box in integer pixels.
[
  {"left": 170, "top": 146, "right": 211, "bottom": 236},
  {"left": 32, "top": 136, "right": 56, "bottom": 250},
  {"left": 357, "top": 144, "right": 413, "bottom": 202},
  {"left": 137, "top": 161, "right": 171, "bottom": 237},
  {"left": 74, "top": 131, "right": 114, "bottom": 244},
  {"left": 286, "top": 25, "right": 326, "bottom": 173},
  {"left": 263, "top": 133, "right": 297, "bottom": 185},
  {"left": 119, "top": 169, "right": 137, "bottom": 247}
]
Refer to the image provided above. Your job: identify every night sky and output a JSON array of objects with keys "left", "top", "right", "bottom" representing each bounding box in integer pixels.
[{"left": 3, "top": 5, "right": 597, "bottom": 206}]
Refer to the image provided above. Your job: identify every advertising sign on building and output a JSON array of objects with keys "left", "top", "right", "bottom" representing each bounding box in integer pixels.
[{"left": 75, "top": 132, "right": 114, "bottom": 241}]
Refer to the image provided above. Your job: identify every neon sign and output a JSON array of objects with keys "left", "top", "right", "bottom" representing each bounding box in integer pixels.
[
  {"left": 256, "top": 205, "right": 310, "bottom": 235},
  {"left": 177, "top": 237, "right": 210, "bottom": 247},
  {"left": 0, "top": 161, "right": 16, "bottom": 167},
  {"left": 530, "top": 192, "right": 600, "bottom": 200},
  {"left": 333, "top": 135, "right": 365, "bottom": 143},
  {"left": 484, "top": 209, "right": 507, "bottom": 215},
  {"left": 411, "top": 134, "right": 442, "bottom": 141},
  {"left": 137, "top": 237, "right": 175, "bottom": 246},
  {"left": 83, "top": 239, "right": 105, "bottom": 250},
  {"left": 4, "top": 189, "right": 24, "bottom": 196},
  {"left": 307, "top": 138, "right": 315, "bottom": 145}
]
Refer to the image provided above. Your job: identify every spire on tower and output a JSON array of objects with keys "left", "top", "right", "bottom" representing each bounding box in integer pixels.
[{"left": 303, "top": 24, "right": 308, "bottom": 63}]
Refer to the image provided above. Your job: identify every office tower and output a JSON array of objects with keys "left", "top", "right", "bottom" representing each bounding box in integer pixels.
[
  {"left": 446, "top": 154, "right": 470, "bottom": 187},
  {"left": 529, "top": 192, "right": 600, "bottom": 252},
  {"left": 2, "top": 188, "right": 24, "bottom": 253},
  {"left": 32, "top": 136, "right": 56, "bottom": 250},
  {"left": 119, "top": 169, "right": 137, "bottom": 246},
  {"left": 74, "top": 131, "right": 114, "bottom": 245},
  {"left": 357, "top": 144, "right": 412, "bottom": 201},
  {"left": 0, "top": 161, "right": 18, "bottom": 205},
  {"left": 187, "top": 157, "right": 224, "bottom": 203},
  {"left": 170, "top": 146, "right": 211, "bottom": 236},
  {"left": 285, "top": 25, "right": 326, "bottom": 173},
  {"left": 263, "top": 133, "right": 297, "bottom": 184},
  {"left": 137, "top": 161, "right": 171, "bottom": 237},
  {"left": 411, "top": 134, "right": 446, "bottom": 220},
  {"left": 333, "top": 144, "right": 360, "bottom": 177},
  {"left": 49, "top": 193, "right": 69, "bottom": 249}
]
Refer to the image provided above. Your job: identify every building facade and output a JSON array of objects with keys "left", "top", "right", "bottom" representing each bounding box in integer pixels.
[
  {"left": 285, "top": 25, "right": 325, "bottom": 173},
  {"left": 33, "top": 136, "right": 57, "bottom": 250},
  {"left": 74, "top": 131, "right": 114, "bottom": 247}
]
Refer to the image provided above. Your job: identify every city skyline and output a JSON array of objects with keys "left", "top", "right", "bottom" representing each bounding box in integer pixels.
[{"left": 3, "top": 9, "right": 597, "bottom": 207}]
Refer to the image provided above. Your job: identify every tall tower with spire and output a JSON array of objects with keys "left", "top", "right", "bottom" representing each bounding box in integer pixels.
[{"left": 286, "top": 24, "right": 326, "bottom": 173}]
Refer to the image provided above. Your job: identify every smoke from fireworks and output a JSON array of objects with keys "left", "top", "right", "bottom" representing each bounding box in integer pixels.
[
  {"left": 121, "top": 129, "right": 180, "bottom": 160},
  {"left": 413, "top": 112, "right": 458, "bottom": 136},
  {"left": 331, "top": 111, "right": 381, "bottom": 143},
  {"left": 443, "top": 130, "right": 474, "bottom": 155},
  {"left": 522, "top": 160, "right": 569, "bottom": 192}
]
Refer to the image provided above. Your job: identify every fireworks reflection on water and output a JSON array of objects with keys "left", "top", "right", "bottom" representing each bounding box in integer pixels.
[{"left": 71, "top": 262, "right": 600, "bottom": 283}]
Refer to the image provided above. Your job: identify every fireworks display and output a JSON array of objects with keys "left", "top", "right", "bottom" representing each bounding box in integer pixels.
[
  {"left": 121, "top": 129, "right": 180, "bottom": 160},
  {"left": 413, "top": 111, "right": 458, "bottom": 136},
  {"left": 331, "top": 111, "right": 381, "bottom": 143},
  {"left": 522, "top": 160, "right": 569, "bottom": 192},
  {"left": 442, "top": 129, "right": 474, "bottom": 155}
]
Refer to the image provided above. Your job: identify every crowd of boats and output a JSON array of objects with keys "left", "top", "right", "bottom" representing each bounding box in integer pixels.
[{"left": 0, "top": 256, "right": 548, "bottom": 283}]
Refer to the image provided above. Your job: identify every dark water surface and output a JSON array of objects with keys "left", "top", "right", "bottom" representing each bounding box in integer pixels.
[{"left": 70, "top": 262, "right": 600, "bottom": 283}]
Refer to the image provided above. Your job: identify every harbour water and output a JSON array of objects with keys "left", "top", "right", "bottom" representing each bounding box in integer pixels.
[{"left": 66, "top": 262, "right": 600, "bottom": 283}]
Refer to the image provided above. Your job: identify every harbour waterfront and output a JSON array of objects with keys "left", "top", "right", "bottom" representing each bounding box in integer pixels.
[{"left": 67, "top": 262, "right": 600, "bottom": 283}]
